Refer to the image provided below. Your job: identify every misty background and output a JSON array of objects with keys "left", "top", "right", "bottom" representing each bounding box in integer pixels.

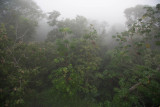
[{"left": 33, "top": 0, "right": 159, "bottom": 41}]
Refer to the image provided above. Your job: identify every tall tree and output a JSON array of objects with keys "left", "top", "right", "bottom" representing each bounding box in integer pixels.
[
  {"left": 124, "top": 5, "right": 147, "bottom": 26},
  {"left": 0, "top": 0, "right": 42, "bottom": 42}
]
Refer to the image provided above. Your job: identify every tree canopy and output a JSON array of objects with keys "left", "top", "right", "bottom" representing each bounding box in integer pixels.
[{"left": 0, "top": 1, "right": 160, "bottom": 107}]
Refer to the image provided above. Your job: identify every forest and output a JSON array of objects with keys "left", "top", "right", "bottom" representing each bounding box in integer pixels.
[{"left": 0, "top": 0, "right": 160, "bottom": 107}]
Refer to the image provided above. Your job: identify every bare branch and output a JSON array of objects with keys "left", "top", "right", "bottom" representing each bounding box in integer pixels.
[{"left": 129, "top": 82, "right": 142, "bottom": 92}]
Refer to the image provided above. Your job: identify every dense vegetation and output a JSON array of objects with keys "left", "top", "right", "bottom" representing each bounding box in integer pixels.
[{"left": 0, "top": 0, "right": 160, "bottom": 107}]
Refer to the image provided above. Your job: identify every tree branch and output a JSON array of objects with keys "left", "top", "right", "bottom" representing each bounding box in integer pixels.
[{"left": 129, "top": 82, "right": 142, "bottom": 92}]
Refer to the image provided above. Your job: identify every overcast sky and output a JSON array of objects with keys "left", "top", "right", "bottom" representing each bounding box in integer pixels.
[{"left": 33, "top": 0, "right": 160, "bottom": 25}]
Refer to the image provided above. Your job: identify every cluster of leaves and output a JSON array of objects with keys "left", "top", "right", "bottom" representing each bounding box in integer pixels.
[
  {"left": 0, "top": 24, "right": 39, "bottom": 106},
  {"left": 106, "top": 4, "right": 160, "bottom": 107}
]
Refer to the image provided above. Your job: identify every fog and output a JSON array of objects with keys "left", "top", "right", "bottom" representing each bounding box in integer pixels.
[
  {"left": 32, "top": 0, "right": 159, "bottom": 41},
  {"left": 33, "top": 0, "right": 159, "bottom": 25},
  {"left": 1, "top": 0, "right": 160, "bottom": 106}
]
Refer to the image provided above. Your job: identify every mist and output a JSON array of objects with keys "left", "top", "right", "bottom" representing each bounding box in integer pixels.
[
  {"left": 33, "top": 0, "right": 159, "bottom": 25},
  {"left": 33, "top": 0, "right": 159, "bottom": 41},
  {"left": 0, "top": 0, "right": 160, "bottom": 106}
]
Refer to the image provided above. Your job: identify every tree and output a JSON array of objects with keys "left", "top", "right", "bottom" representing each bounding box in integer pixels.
[
  {"left": 0, "top": 24, "right": 34, "bottom": 106},
  {"left": 124, "top": 5, "right": 147, "bottom": 26},
  {"left": 46, "top": 11, "right": 90, "bottom": 42},
  {"left": 0, "top": 0, "right": 42, "bottom": 42},
  {"left": 47, "top": 10, "right": 61, "bottom": 26},
  {"left": 107, "top": 4, "right": 160, "bottom": 106}
]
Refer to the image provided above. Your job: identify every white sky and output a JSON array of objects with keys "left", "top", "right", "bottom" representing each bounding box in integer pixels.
[{"left": 33, "top": 0, "right": 160, "bottom": 25}]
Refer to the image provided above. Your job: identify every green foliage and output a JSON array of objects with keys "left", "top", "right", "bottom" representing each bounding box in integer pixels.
[
  {"left": 1, "top": 2, "right": 160, "bottom": 107},
  {"left": 0, "top": 0, "right": 42, "bottom": 42},
  {"left": 47, "top": 14, "right": 88, "bottom": 42},
  {"left": 104, "top": 4, "right": 160, "bottom": 107},
  {"left": 0, "top": 24, "right": 37, "bottom": 106}
]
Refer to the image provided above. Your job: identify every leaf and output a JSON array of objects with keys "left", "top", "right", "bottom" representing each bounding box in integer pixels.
[
  {"left": 145, "top": 44, "right": 150, "bottom": 48},
  {"left": 54, "top": 58, "right": 59, "bottom": 63}
]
